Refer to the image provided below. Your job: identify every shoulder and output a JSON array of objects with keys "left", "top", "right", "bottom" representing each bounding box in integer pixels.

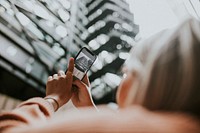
[{"left": 119, "top": 106, "right": 200, "bottom": 133}]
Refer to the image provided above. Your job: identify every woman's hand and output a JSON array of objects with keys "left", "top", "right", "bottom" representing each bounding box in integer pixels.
[
  {"left": 71, "top": 75, "right": 95, "bottom": 108},
  {"left": 45, "top": 58, "right": 74, "bottom": 109}
]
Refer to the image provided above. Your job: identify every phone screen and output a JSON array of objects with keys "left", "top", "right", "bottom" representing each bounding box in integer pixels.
[{"left": 73, "top": 47, "right": 96, "bottom": 80}]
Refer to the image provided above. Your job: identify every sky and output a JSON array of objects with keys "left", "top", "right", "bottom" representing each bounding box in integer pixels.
[{"left": 126, "top": 0, "right": 179, "bottom": 39}]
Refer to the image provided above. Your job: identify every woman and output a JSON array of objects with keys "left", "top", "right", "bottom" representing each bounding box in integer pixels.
[{"left": 0, "top": 18, "right": 200, "bottom": 133}]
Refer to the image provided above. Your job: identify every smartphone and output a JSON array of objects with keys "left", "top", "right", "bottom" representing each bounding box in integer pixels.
[{"left": 73, "top": 47, "right": 96, "bottom": 80}]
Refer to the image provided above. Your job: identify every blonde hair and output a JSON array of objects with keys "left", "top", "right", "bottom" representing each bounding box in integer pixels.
[{"left": 126, "top": 18, "right": 200, "bottom": 117}]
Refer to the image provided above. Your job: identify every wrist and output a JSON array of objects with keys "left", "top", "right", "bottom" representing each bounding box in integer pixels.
[{"left": 44, "top": 97, "right": 59, "bottom": 111}]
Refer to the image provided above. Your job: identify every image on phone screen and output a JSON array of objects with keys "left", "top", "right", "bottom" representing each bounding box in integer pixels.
[{"left": 73, "top": 48, "right": 96, "bottom": 80}]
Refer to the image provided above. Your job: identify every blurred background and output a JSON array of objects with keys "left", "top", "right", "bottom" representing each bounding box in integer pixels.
[{"left": 0, "top": 0, "right": 199, "bottom": 111}]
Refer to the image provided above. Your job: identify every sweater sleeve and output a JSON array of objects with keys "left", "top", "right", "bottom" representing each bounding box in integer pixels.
[
  {"left": 3, "top": 106, "right": 200, "bottom": 133},
  {"left": 0, "top": 97, "right": 54, "bottom": 132}
]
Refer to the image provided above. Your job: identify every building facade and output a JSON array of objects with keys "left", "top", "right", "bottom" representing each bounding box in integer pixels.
[{"left": 0, "top": 0, "right": 138, "bottom": 105}]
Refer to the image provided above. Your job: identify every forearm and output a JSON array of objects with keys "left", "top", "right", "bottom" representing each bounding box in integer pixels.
[{"left": 0, "top": 97, "right": 55, "bottom": 132}]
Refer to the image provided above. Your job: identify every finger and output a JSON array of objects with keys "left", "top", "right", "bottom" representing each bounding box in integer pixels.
[
  {"left": 58, "top": 70, "right": 65, "bottom": 76},
  {"left": 48, "top": 76, "right": 53, "bottom": 81},
  {"left": 53, "top": 74, "right": 58, "bottom": 79},
  {"left": 73, "top": 80, "right": 90, "bottom": 94},
  {"left": 72, "top": 85, "right": 78, "bottom": 93},
  {"left": 73, "top": 79, "right": 87, "bottom": 89},
  {"left": 66, "top": 69, "right": 73, "bottom": 85},
  {"left": 82, "top": 74, "right": 90, "bottom": 86},
  {"left": 67, "top": 57, "right": 74, "bottom": 74}
]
